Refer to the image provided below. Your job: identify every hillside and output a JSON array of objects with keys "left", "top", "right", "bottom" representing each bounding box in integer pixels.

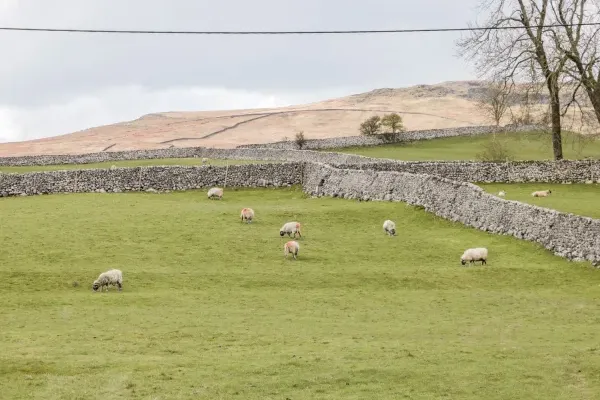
[{"left": 0, "top": 80, "right": 594, "bottom": 157}]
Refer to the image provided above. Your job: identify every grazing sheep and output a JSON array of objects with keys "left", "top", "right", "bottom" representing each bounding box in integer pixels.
[
  {"left": 532, "top": 189, "right": 552, "bottom": 197},
  {"left": 498, "top": 190, "right": 506, "bottom": 197},
  {"left": 280, "top": 221, "right": 302, "bottom": 238},
  {"left": 240, "top": 207, "right": 255, "bottom": 223},
  {"left": 110, "top": 165, "right": 117, "bottom": 170},
  {"left": 202, "top": 158, "right": 208, "bottom": 164},
  {"left": 383, "top": 220, "right": 396, "bottom": 236},
  {"left": 92, "top": 269, "right": 123, "bottom": 292},
  {"left": 284, "top": 240, "right": 300, "bottom": 260},
  {"left": 460, "top": 248, "right": 488, "bottom": 266},
  {"left": 207, "top": 187, "right": 223, "bottom": 200}
]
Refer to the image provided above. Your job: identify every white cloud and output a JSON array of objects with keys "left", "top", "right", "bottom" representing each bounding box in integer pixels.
[{"left": 0, "top": 85, "right": 302, "bottom": 143}]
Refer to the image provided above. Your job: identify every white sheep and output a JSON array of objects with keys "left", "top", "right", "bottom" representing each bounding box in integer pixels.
[
  {"left": 498, "top": 190, "right": 506, "bottom": 197},
  {"left": 92, "top": 269, "right": 123, "bottom": 292},
  {"left": 202, "top": 158, "right": 208, "bottom": 164},
  {"left": 280, "top": 221, "right": 302, "bottom": 238},
  {"left": 383, "top": 220, "right": 396, "bottom": 236},
  {"left": 532, "top": 189, "right": 552, "bottom": 197},
  {"left": 240, "top": 207, "right": 255, "bottom": 223},
  {"left": 207, "top": 187, "right": 223, "bottom": 200},
  {"left": 284, "top": 240, "right": 300, "bottom": 260},
  {"left": 460, "top": 248, "right": 488, "bottom": 266}
]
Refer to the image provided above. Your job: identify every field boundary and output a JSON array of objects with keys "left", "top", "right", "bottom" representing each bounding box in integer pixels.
[
  {"left": 2, "top": 161, "right": 598, "bottom": 267},
  {"left": 236, "top": 124, "right": 545, "bottom": 150},
  {"left": 302, "top": 163, "right": 600, "bottom": 267}
]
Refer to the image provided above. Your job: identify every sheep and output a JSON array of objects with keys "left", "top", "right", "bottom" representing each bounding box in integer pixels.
[
  {"left": 532, "top": 189, "right": 552, "bottom": 197},
  {"left": 383, "top": 220, "right": 396, "bottom": 236},
  {"left": 498, "top": 190, "right": 506, "bottom": 197},
  {"left": 92, "top": 269, "right": 123, "bottom": 292},
  {"left": 280, "top": 221, "right": 302, "bottom": 238},
  {"left": 202, "top": 158, "right": 208, "bottom": 164},
  {"left": 284, "top": 240, "right": 300, "bottom": 260},
  {"left": 240, "top": 207, "right": 255, "bottom": 223},
  {"left": 207, "top": 187, "right": 223, "bottom": 200},
  {"left": 460, "top": 248, "right": 488, "bottom": 266}
]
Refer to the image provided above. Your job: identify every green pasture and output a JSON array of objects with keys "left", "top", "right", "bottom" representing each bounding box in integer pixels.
[
  {"left": 334, "top": 131, "right": 600, "bottom": 161},
  {"left": 1, "top": 187, "right": 599, "bottom": 399}
]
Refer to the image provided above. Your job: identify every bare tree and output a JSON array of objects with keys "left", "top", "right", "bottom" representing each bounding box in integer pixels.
[
  {"left": 457, "top": 0, "right": 570, "bottom": 160},
  {"left": 294, "top": 130, "right": 307, "bottom": 149},
  {"left": 549, "top": 0, "right": 600, "bottom": 126},
  {"left": 477, "top": 80, "right": 510, "bottom": 125}
]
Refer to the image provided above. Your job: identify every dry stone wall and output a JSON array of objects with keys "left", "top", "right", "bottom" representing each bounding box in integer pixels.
[
  {"left": 334, "top": 160, "right": 600, "bottom": 183},
  {"left": 0, "top": 163, "right": 303, "bottom": 197},
  {"left": 237, "top": 124, "right": 544, "bottom": 150},
  {"left": 303, "top": 163, "right": 600, "bottom": 267}
]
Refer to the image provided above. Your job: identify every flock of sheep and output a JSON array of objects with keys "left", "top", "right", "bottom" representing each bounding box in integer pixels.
[
  {"left": 498, "top": 189, "right": 552, "bottom": 198},
  {"left": 91, "top": 183, "right": 497, "bottom": 292}
]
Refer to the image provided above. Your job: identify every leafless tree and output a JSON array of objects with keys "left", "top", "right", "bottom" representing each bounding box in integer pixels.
[
  {"left": 477, "top": 80, "right": 510, "bottom": 125},
  {"left": 457, "top": 0, "right": 570, "bottom": 160},
  {"left": 549, "top": 0, "right": 600, "bottom": 127}
]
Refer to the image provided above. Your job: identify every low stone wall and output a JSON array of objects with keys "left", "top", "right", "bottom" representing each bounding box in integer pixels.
[
  {"left": 237, "top": 124, "right": 545, "bottom": 150},
  {"left": 2, "top": 145, "right": 599, "bottom": 183},
  {"left": 0, "top": 146, "right": 370, "bottom": 167},
  {"left": 0, "top": 163, "right": 303, "bottom": 196},
  {"left": 302, "top": 163, "right": 600, "bottom": 266},
  {"left": 334, "top": 160, "right": 600, "bottom": 183}
]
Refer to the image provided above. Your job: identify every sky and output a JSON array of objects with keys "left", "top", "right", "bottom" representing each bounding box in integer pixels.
[{"left": 0, "top": 0, "right": 480, "bottom": 143}]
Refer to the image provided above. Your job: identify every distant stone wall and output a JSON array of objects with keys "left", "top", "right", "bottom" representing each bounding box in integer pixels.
[
  {"left": 0, "top": 146, "right": 369, "bottom": 167},
  {"left": 2, "top": 145, "right": 599, "bottom": 183},
  {"left": 236, "top": 124, "right": 545, "bottom": 150},
  {"left": 0, "top": 163, "right": 303, "bottom": 196},
  {"left": 334, "top": 160, "right": 600, "bottom": 183},
  {"left": 302, "top": 163, "right": 600, "bottom": 266}
]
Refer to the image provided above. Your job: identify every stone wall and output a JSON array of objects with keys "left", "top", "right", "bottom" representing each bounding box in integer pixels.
[
  {"left": 2, "top": 145, "right": 599, "bottom": 183},
  {"left": 303, "top": 163, "right": 600, "bottom": 266},
  {"left": 0, "top": 163, "right": 303, "bottom": 196},
  {"left": 334, "top": 160, "right": 600, "bottom": 183},
  {"left": 237, "top": 124, "right": 545, "bottom": 150}
]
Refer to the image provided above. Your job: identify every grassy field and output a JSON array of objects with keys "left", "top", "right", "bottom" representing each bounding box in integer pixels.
[
  {"left": 0, "top": 158, "right": 277, "bottom": 173},
  {"left": 1, "top": 187, "right": 600, "bottom": 399},
  {"left": 334, "top": 131, "right": 600, "bottom": 160},
  {"left": 478, "top": 183, "right": 600, "bottom": 219}
]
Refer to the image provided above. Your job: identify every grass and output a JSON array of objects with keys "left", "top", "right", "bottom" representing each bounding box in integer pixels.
[
  {"left": 334, "top": 131, "right": 600, "bottom": 161},
  {"left": 0, "top": 158, "right": 277, "bottom": 173},
  {"left": 1, "top": 187, "right": 600, "bottom": 399},
  {"left": 478, "top": 183, "right": 600, "bottom": 219}
]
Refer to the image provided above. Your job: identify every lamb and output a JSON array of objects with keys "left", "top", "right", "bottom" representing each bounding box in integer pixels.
[
  {"left": 284, "top": 240, "right": 300, "bottom": 260},
  {"left": 280, "top": 221, "right": 302, "bottom": 238},
  {"left": 498, "top": 190, "right": 506, "bottom": 197},
  {"left": 383, "top": 220, "right": 396, "bottom": 236},
  {"left": 207, "top": 187, "right": 223, "bottom": 200},
  {"left": 240, "top": 207, "right": 255, "bottom": 223},
  {"left": 202, "top": 158, "right": 208, "bottom": 164},
  {"left": 460, "top": 248, "right": 488, "bottom": 266},
  {"left": 92, "top": 269, "right": 123, "bottom": 292},
  {"left": 532, "top": 189, "right": 552, "bottom": 197}
]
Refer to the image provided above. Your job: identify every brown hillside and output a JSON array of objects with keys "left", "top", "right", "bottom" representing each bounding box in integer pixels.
[{"left": 0, "top": 80, "right": 594, "bottom": 157}]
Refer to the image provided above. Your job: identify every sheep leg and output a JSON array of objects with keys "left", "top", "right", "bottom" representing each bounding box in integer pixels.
[{"left": 117, "top": 282, "right": 122, "bottom": 291}]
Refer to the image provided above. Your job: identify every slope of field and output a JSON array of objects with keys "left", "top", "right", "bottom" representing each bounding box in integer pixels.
[
  {"left": 1, "top": 187, "right": 599, "bottom": 399},
  {"left": 2, "top": 80, "right": 596, "bottom": 157},
  {"left": 336, "top": 131, "right": 600, "bottom": 161}
]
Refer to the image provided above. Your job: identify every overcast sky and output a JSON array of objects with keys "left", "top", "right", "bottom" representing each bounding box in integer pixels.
[{"left": 0, "top": 0, "right": 480, "bottom": 143}]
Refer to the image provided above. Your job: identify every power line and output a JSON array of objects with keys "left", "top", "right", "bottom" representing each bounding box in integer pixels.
[{"left": 0, "top": 22, "right": 600, "bottom": 35}]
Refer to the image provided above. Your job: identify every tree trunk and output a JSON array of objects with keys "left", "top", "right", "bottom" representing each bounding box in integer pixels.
[{"left": 547, "top": 75, "right": 563, "bottom": 160}]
